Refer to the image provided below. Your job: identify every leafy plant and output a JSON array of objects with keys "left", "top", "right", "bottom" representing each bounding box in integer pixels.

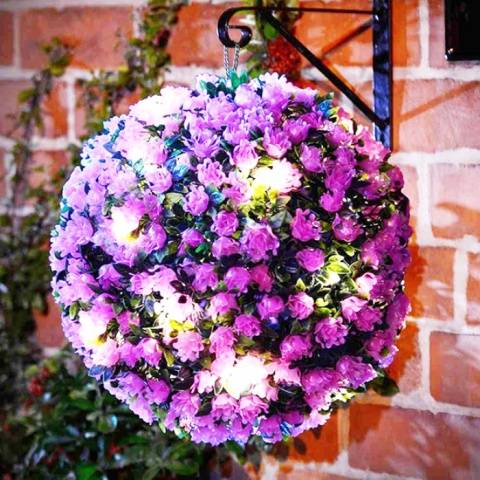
[{"left": 4, "top": 349, "right": 204, "bottom": 479}]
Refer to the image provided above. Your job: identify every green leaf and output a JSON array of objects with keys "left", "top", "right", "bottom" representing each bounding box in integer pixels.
[
  {"left": 75, "top": 463, "right": 98, "bottom": 480},
  {"left": 370, "top": 374, "right": 400, "bottom": 397},
  {"left": 263, "top": 22, "right": 278, "bottom": 40}
]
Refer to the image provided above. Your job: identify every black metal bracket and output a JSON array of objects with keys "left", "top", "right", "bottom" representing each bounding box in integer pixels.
[{"left": 217, "top": 0, "right": 392, "bottom": 148}]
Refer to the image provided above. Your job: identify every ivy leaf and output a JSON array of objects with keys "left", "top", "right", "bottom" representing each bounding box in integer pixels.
[{"left": 370, "top": 374, "right": 399, "bottom": 397}]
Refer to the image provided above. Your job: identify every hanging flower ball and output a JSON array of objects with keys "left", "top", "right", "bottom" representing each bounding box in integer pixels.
[{"left": 50, "top": 72, "right": 412, "bottom": 445}]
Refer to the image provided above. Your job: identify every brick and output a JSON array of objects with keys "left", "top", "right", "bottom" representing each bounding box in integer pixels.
[
  {"left": 29, "top": 150, "right": 69, "bottom": 189},
  {"left": 467, "top": 253, "right": 480, "bottom": 324},
  {"left": 430, "top": 332, "right": 480, "bottom": 408},
  {"left": 297, "top": 0, "right": 420, "bottom": 68},
  {"left": 277, "top": 469, "right": 347, "bottom": 480},
  {"left": 393, "top": 79, "right": 480, "bottom": 152},
  {"left": 430, "top": 163, "right": 480, "bottom": 240},
  {"left": 167, "top": 3, "right": 239, "bottom": 68},
  {"left": 349, "top": 404, "right": 480, "bottom": 478},
  {"left": 74, "top": 82, "right": 140, "bottom": 139},
  {"left": 405, "top": 245, "right": 454, "bottom": 321},
  {"left": 34, "top": 293, "right": 64, "bottom": 348},
  {"left": 395, "top": 164, "right": 419, "bottom": 229},
  {"left": 386, "top": 322, "right": 421, "bottom": 394},
  {"left": 19, "top": 7, "right": 132, "bottom": 70},
  {"left": 0, "top": 11, "right": 14, "bottom": 65},
  {"left": 0, "top": 80, "right": 30, "bottom": 138},
  {"left": 288, "top": 412, "right": 339, "bottom": 464},
  {"left": 0, "top": 80, "right": 68, "bottom": 139}
]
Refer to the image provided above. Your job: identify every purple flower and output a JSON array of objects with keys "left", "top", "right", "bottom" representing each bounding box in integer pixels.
[
  {"left": 366, "top": 330, "right": 398, "bottom": 367},
  {"left": 296, "top": 248, "right": 325, "bottom": 272},
  {"left": 257, "top": 295, "right": 285, "bottom": 319},
  {"left": 181, "top": 228, "right": 204, "bottom": 248},
  {"left": 211, "top": 237, "right": 240, "bottom": 259},
  {"left": 232, "top": 140, "right": 259, "bottom": 171},
  {"left": 263, "top": 127, "right": 292, "bottom": 158},
  {"left": 174, "top": 331, "right": 203, "bottom": 362},
  {"left": 184, "top": 185, "right": 209, "bottom": 215},
  {"left": 291, "top": 208, "right": 322, "bottom": 242},
  {"left": 302, "top": 368, "right": 341, "bottom": 409},
  {"left": 239, "top": 395, "right": 268, "bottom": 424},
  {"left": 300, "top": 144, "right": 323, "bottom": 172},
  {"left": 288, "top": 292, "right": 314, "bottom": 320},
  {"left": 197, "top": 158, "right": 226, "bottom": 187},
  {"left": 353, "top": 306, "right": 382, "bottom": 332},
  {"left": 280, "top": 334, "right": 311, "bottom": 362},
  {"left": 211, "top": 393, "right": 238, "bottom": 420},
  {"left": 138, "top": 338, "right": 162, "bottom": 366},
  {"left": 192, "top": 263, "right": 218, "bottom": 293},
  {"left": 336, "top": 355, "right": 376, "bottom": 389},
  {"left": 332, "top": 214, "right": 363, "bottom": 242},
  {"left": 320, "top": 190, "right": 344, "bottom": 213},
  {"left": 341, "top": 296, "right": 368, "bottom": 321},
  {"left": 355, "top": 272, "right": 378, "bottom": 297},
  {"left": 209, "top": 326, "right": 235, "bottom": 356},
  {"left": 240, "top": 222, "right": 279, "bottom": 262},
  {"left": 208, "top": 292, "right": 239, "bottom": 317},
  {"left": 144, "top": 165, "right": 172, "bottom": 193},
  {"left": 130, "top": 396, "right": 154, "bottom": 424},
  {"left": 314, "top": 317, "right": 348, "bottom": 348},
  {"left": 234, "top": 314, "right": 261, "bottom": 337},
  {"left": 284, "top": 118, "right": 310, "bottom": 144},
  {"left": 212, "top": 211, "right": 239, "bottom": 237},
  {"left": 146, "top": 378, "right": 170, "bottom": 404},
  {"left": 250, "top": 264, "right": 273, "bottom": 292},
  {"left": 223, "top": 172, "right": 251, "bottom": 206},
  {"left": 259, "top": 415, "right": 283, "bottom": 443},
  {"left": 386, "top": 293, "right": 410, "bottom": 332},
  {"left": 224, "top": 266, "right": 250, "bottom": 293}
]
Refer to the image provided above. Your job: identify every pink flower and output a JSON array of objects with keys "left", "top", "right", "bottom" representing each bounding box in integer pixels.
[
  {"left": 208, "top": 292, "right": 239, "bottom": 317},
  {"left": 184, "top": 185, "right": 209, "bottom": 215},
  {"left": 288, "top": 292, "right": 314, "bottom": 320},
  {"left": 181, "top": 228, "right": 204, "bottom": 248},
  {"left": 232, "top": 140, "right": 259, "bottom": 171},
  {"left": 197, "top": 158, "right": 226, "bottom": 187},
  {"left": 332, "top": 214, "right": 363, "bottom": 242},
  {"left": 146, "top": 378, "right": 170, "bottom": 404},
  {"left": 250, "top": 264, "right": 273, "bottom": 292},
  {"left": 138, "top": 338, "right": 162, "bottom": 366},
  {"left": 209, "top": 326, "right": 235, "bottom": 356},
  {"left": 356, "top": 272, "right": 378, "bottom": 297},
  {"left": 174, "top": 331, "right": 204, "bottom": 362},
  {"left": 291, "top": 208, "right": 322, "bottom": 242},
  {"left": 211, "top": 237, "right": 240, "bottom": 259},
  {"left": 314, "top": 317, "right": 348, "bottom": 348},
  {"left": 300, "top": 144, "right": 323, "bottom": 172},
  {"left": 341, "top": 296, "right": 368, "bottom": 321},
  {"left": 192, "top": 263, "right": 218, "bottom": 293},
  {"left": 296, "top": 248, "right": 325, "bottom": 272},
  {"left": 224, "top": 266, "right": 250, "bottom": 293},
  {"left": 280, "top": 335, "right": 311, "bottom": 362},
  {"left": 353, "top": 306, "right": 382, "bottom": 332},
  {"left": 240, "top": 222, "right": 279, "bottom": 262},
  {"left": 212, "top": 211, "right": 239, "bottom": 237},
  {"left": 257, "top": 295, "right": 285, "bottom": 319},
  {"left": 336, "top": 356, "right": 376, "bottom": 389},
  {"left": 144, "top": 165, "right": 172, "bottom": 193},
  {"left": 234, "top": 314, "right": 261, "bottom": 337}
]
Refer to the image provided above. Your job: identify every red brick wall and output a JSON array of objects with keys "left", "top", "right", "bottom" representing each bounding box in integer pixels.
[{"left": 1, "top": 1, "right": 479, "bottom": 477}]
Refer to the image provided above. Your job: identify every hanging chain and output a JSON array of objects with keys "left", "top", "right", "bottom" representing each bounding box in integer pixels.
[{"left": 224, "top": 43, "right": 240, "bottom": 76}]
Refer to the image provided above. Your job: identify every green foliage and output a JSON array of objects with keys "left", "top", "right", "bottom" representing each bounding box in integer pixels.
[
  {"left": 3, "top": 349, "right": 205, "bottom": 479},
  {"left": 0, "top": 38, "right": 73, "bottom": 341}
]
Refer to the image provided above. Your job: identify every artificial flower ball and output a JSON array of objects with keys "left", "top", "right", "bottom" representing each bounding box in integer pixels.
[{"left": 50, "top": 72, "right": 411, "bottom": 445}]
